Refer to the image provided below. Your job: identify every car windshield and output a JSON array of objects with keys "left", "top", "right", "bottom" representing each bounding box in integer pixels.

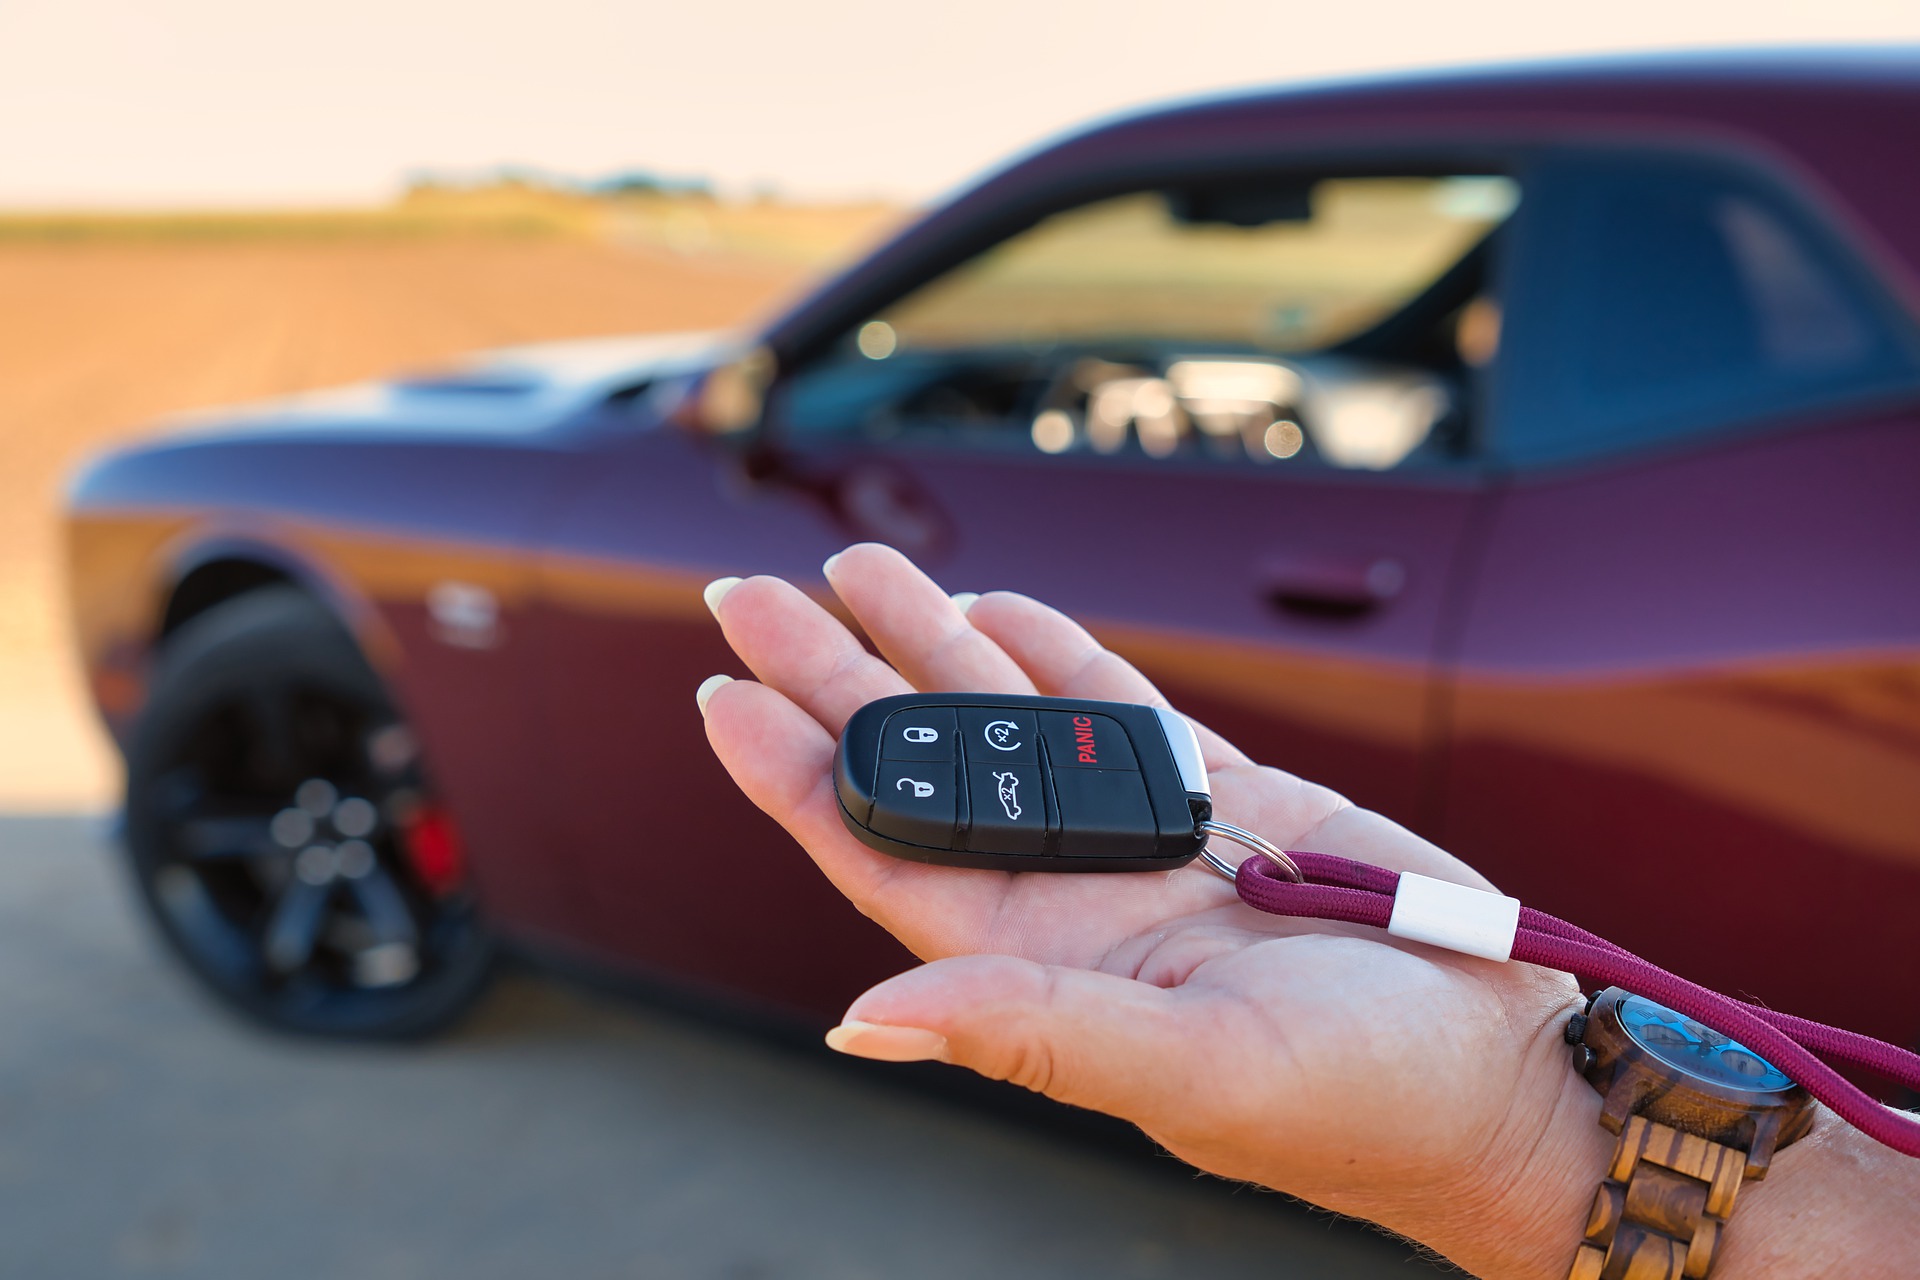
[{"left": 875, "top": 175, "right": 1518, "bottom": 355}]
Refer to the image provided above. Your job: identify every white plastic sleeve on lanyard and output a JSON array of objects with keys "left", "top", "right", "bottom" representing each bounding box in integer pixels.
[{"left": 1387, "top": 872, "right": 1522, "bottom": 962}]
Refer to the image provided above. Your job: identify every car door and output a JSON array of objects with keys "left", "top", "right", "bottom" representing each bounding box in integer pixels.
[
  {"left": 1441, "top": 145, "right": 1920, "bottom": 1050},
  {"left": 528, "top": 166, "right": 1525, "bottom": 1018},
  {"left": 520, "top": 415, "right": 918, "bottom": 1013}
]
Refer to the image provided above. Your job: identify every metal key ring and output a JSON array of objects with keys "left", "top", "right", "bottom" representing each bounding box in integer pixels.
[{"left": 1196, "top": 820, "right": 1304, "bottom": 884}]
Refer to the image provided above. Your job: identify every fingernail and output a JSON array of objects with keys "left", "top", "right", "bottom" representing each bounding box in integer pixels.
[
  {"left": 822, "top": 551, "right": 844, "bottom": 579},
  {"left": 824, "top": 1019, "right": 949, "bottom": 1063},
  {"left": 694, "top": 674, "right": 733, "bottom": 716},
  {"left": 949, "top": 592, "right": 979, "bottom": 615},
  {"left": 703, "top": 576, "right": 742, "bottom": 620}
]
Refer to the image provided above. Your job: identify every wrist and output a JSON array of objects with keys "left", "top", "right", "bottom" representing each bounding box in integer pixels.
[
  {"left": 1714, "top": 1104, "right": 1920, "bottom": 1278},
  {"left": 1347, "top": 989, "right": 1613, "bottom": 1278},
  {"left": 1425, "top": 1016, "right": 1920, "bottom": 1279},
  {"left": 1443, "top": 1019, "right": 1616, "bottom": 1278}
]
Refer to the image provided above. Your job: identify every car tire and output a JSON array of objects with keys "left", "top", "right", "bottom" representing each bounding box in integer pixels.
[{"left": 124, "top": 586, "right": 495, "bottom": 1038}]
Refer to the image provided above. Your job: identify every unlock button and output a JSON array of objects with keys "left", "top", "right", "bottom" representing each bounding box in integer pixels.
[{"left": 870, "top": 760, "right": 958, "bottom": 848}]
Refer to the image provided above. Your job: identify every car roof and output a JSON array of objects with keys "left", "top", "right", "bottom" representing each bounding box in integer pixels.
[
  {"left": 1120, "top": 47, "right": 1920, "bottom": 117},
  {"left": 1060, "top": 47, "right": 1920, "bottom": 154},
  {"left": 765, "top": 48, "right": 1920, "bottom": 362}
]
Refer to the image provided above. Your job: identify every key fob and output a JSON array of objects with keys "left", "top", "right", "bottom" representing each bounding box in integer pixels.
[{"left": 833, "top": 693, "right": 1211, "bottom": 871}]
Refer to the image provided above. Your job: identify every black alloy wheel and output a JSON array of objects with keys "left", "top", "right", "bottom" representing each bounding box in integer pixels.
[{"left": 125, "top": 587, "right": 493, "bottom": 1038}]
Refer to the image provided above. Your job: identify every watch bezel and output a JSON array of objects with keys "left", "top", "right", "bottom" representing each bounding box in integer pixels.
[
  {"left": 1615, "top": 991, "right": 1797, "bottom": 1094},
  {"left": 1577, "top": 987, "right": 1814, "bottom": 1176}
]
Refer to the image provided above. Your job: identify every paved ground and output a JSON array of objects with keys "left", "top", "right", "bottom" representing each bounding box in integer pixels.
[{"left": 0, "top": 814, "right": 1442, "bottom": 1280}]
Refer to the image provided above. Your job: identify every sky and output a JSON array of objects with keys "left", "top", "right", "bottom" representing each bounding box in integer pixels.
[{"left": 1, "top": 0, "right": 1917, "bottom": 209}]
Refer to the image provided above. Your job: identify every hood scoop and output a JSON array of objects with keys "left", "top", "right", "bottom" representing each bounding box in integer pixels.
[{"left": 392, "top": 370, "right": 548, "bottom": 398}]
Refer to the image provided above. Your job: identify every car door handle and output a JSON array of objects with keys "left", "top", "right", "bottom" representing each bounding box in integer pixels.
[
  {"left": 752, "top": 449, "right": 952, "bottom": 558},
  {"left": 834, "top": 461, "right": 950, "bottom": 557},
  {"left": 1258, "top": 553, "right": 1406, "bottom": 619}
]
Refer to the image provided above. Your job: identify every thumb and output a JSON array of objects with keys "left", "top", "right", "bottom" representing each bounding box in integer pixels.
[{"left": 826, "top": 954, "right": 1193, "bottom": 1123}]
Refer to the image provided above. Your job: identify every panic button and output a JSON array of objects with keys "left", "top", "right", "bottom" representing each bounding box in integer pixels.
[{"left": 1039, "top": 711, "right": 1137, "bottom": 771}]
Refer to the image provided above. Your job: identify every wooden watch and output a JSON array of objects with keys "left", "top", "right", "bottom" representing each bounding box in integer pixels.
[{"left": 1564, "top": 987, "right": 1815, "bottom": 1279}]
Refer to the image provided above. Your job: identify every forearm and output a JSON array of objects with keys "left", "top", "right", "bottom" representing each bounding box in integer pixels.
[
  {"left": 1390, "top": 1039, "right": 1617, "bottom": 1279},
  {"left": 1717, "top": 1105, "right": 1920, "bottom": 1277}
]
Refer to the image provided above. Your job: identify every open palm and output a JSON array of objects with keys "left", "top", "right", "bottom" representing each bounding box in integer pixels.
[{"left": 700, "top": 543, "right": 1594, "bottom": 1276}]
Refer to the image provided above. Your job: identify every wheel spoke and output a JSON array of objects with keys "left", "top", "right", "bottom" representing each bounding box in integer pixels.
[
  {"left": 176, "top": 813, "right": 280, "bottom": 861},
  {"left": 262, "top": 878, "right": 332, "bottom": 973},
  {"left": 153, "top": 865, "right": 263, "bottom": 982},
  {"left": 344, "top": 865, "right": 419, "bottom": 947}
]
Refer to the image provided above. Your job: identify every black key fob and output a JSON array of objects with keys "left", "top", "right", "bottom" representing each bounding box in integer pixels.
[{"left": 833, "top": 693, "right": 1212, "bottom": 871}]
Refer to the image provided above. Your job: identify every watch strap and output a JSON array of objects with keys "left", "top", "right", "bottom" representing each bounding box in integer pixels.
[{"left": 1567, "top": 1116, "right": 1748, "bottom": 1279}]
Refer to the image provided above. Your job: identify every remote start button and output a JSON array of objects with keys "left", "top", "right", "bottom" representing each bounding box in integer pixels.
[{"left": 958, "top": 707, "right": 1039, "bottom": 765}]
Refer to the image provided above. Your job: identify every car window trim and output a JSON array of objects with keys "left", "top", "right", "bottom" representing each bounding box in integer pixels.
[{"left": 778, "top": 425, "right": 1505, "bottom": 492}]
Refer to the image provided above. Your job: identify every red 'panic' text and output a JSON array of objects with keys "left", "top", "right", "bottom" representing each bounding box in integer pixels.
[{"left": 1073, "top": 715, "right": 1098, "bottom": 764}]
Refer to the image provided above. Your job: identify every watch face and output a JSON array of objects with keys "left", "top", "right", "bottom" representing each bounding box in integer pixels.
[{"left": 1617, "top": 995, "right": 1795, "bottom": 1093}]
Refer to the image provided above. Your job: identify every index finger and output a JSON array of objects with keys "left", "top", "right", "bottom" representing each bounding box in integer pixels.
[{"left": 960, "top": 590, "right": 1251, "bottom": 772}]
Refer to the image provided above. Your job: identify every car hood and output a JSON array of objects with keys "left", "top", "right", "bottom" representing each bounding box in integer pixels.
[{"left": 153, "top": 329, "right": 736, "bottom": 440}]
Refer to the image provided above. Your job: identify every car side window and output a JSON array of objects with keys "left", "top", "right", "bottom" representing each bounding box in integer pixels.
[
  {"left": 1495, "top": 150, "right": 1918, "bottom": 467},
  {"left": 772, "top": 173, "right": 1521, "bottom": 472}
]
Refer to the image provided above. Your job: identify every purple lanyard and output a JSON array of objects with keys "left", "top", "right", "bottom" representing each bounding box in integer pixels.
[{"left": 1234, "top": 851, "right": 1920, "bottom": 1158}]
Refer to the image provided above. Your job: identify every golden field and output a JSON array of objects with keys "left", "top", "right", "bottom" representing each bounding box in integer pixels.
[{"left": 0, "top": 190, "right": 901, "bottom": 809}]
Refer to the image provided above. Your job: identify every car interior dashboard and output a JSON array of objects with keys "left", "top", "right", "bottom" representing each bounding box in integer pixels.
[{"left": 773, "top": 196, "right": 1504, "bottom": 474}]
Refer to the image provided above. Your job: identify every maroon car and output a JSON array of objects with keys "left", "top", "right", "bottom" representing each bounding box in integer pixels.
[{"left": 66, "top": 53, "right": 1920, "bottom": 1056}]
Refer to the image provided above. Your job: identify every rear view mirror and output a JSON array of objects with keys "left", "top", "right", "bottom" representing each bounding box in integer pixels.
[
  {"left": 679, "top": 346, "right": 777, "bottom": 435},
  {"left": 1166, "top": 181, "right": 1314, "bottom": 227}
]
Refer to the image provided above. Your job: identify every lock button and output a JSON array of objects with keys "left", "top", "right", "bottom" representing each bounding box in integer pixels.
[
  {"left": 870, "top": 760, "right": 958, "bottom": 848},
  {"left": 881, "top": 707, "right": 957, "bottom": 763}
]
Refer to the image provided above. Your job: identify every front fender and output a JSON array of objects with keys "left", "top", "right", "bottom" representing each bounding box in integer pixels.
[{"left": 65, "top": 510, "right": 405, "bottom": 749}]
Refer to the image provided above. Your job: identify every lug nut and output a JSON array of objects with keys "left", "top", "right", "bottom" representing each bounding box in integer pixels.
[
  {"left": 270, "top": 808, "right": 315, "bottom": 848},
  {"left": 296, "top": 779, "right": 339, "bottom": 816},
  {"left": 295, "top": 845, "right": 336, "bottom": 885},
  {"left": 332, "top": 796, "right": 378, "bottom": 839},
  {"left": 336, "top": 840, "right": 376, "bottom": 880}
]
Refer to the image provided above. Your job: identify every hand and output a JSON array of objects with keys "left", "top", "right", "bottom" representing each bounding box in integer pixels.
[{"left": 699, "top": 544, "right": 1597, "bottom": 1276}]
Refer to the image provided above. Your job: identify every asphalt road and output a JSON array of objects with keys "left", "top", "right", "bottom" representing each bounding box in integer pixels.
[{"left": 0, "top": 814, "right": 1443, "bottom": 1280}]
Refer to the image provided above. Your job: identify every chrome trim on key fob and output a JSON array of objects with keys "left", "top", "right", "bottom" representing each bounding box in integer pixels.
[{"left": 1153, "top": 706, "right": 1209, "bottom": 798}]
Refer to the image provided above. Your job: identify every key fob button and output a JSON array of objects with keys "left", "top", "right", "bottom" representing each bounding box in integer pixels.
[
  {"left": 1052, "top": 768, "right": 1158, "bottom": 858},
  {"left": 958, "top": 708, "right": 1039, "bottom": 764},
  {"left": 881, "top": 707, "right": 957, "bottom": 762},
  {"left": 964, "top": 763, "right": 1047, "bottom": 855},
  {"left": 870, "top": 761, "right": 958, "bottom": 848},
  {"left": 1039, "top": 711, "right": 1138, "bottom": 772}
]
